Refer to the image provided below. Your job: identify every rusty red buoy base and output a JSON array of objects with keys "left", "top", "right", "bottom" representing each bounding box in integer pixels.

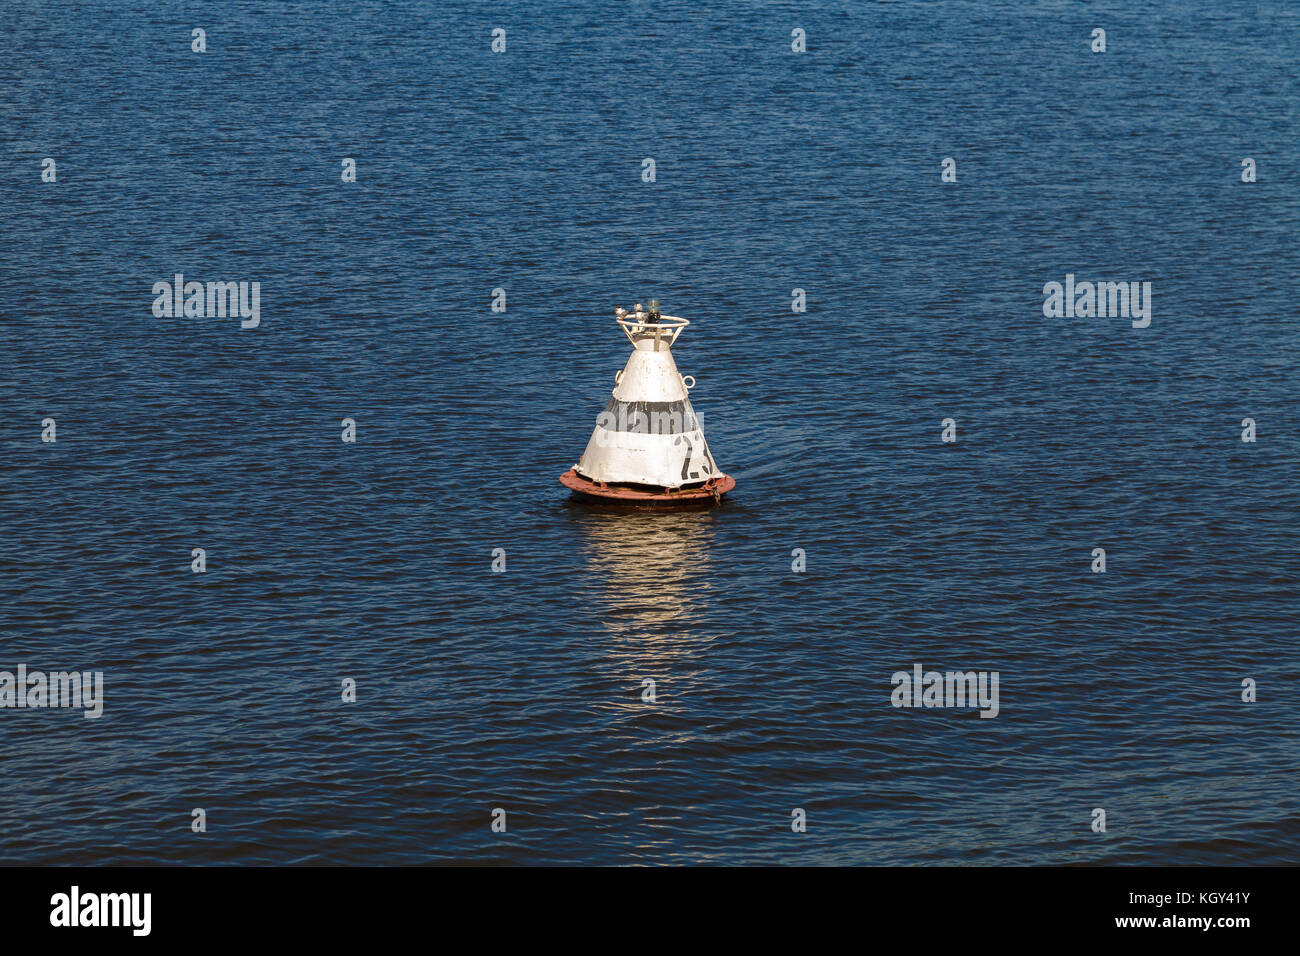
[{"left": 560, "top": 468, "right": 735, "bottom": 508}]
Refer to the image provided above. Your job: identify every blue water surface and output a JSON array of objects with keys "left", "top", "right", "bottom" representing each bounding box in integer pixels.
[{"left": 1, "top": 0, "right": 1297, "bottom": 864}]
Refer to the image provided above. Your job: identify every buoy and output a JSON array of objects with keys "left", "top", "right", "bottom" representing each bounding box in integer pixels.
[{"left": 560, "top": 300, "right": 736, "bottom": 507}]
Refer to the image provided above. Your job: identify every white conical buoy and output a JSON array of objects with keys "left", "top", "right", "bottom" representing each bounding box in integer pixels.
[{"left": 560, "top": 301, "right": 735, "bottom": 506}]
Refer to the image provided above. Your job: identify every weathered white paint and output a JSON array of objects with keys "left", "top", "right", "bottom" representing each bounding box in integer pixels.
[
  {"left": 611, "top": 339, "right": 689, "bottom": 403},
  {"left": 577, "top": 427, "right": 713, "bottom": 487}
]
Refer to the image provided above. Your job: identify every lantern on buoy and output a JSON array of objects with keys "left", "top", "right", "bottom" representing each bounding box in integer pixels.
[{"left": 560, "top": 301, "right": 736, "bottom": 506}]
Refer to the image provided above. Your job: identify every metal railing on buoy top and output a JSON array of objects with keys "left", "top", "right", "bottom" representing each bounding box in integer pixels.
[
  {"left": 559, "top": 300, "right": 735, "bottom": 507},
  {"left": 615, "top": 302, "right": 688, "bottom": 352}
]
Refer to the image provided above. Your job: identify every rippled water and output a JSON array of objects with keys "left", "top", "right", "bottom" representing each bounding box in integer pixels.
[{"left": 2, "top": 1, "right": 1297, "bottom": 864}]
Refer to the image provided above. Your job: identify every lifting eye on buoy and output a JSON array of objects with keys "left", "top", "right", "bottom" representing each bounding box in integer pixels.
[{"left": 681, "top": 375, "right": 695, "bottom": 390}]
